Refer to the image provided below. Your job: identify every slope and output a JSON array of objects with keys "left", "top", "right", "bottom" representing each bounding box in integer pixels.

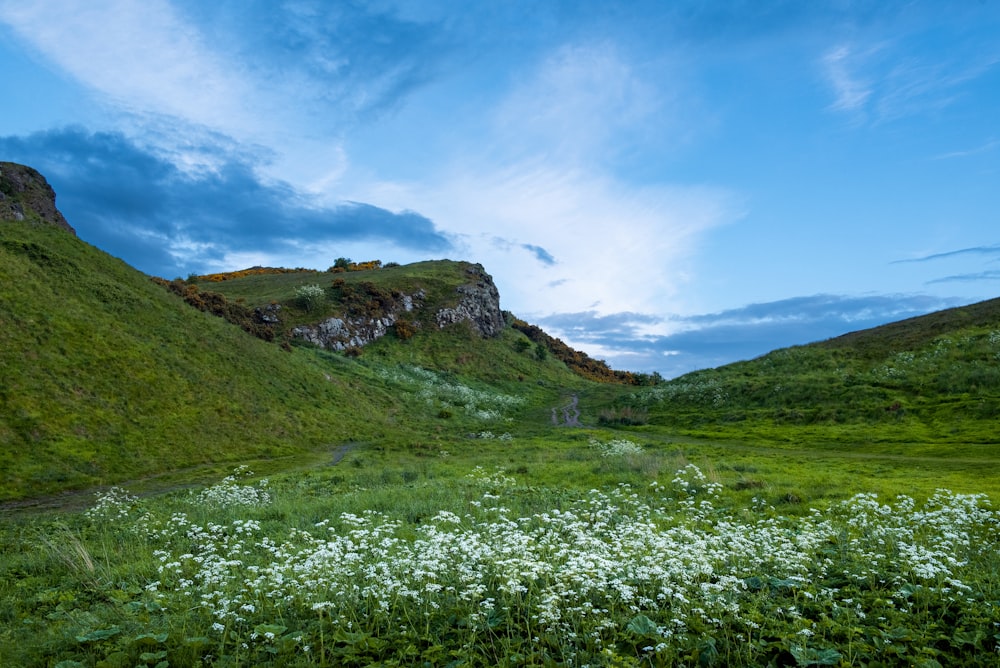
[
  {"left": 0, "top": 218, "right": 419, "bottom": 501},
  {"left": 0, "top": 161, "right": 600, "bottom": 502},
  {"left": 619, "top": 297, "right": 1000, "bottom": 444}
]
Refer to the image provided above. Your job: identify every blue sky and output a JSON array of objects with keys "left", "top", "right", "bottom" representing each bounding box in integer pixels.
[{"left": 2, "top": 1, "right": 998, "bottom": 377}]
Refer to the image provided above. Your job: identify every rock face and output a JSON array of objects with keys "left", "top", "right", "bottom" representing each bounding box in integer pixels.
[
  {"left": 0, "top": 162, "right": 76, "bottom": 234},
  {"left": 435, "top": 264, "right": 505, "bottom": 338},
  {"left": 291, "top": 263, "right": 506, "bottom": 351},
  {"left": 292, "top": 290, "right": 426, "bottom": 350}
]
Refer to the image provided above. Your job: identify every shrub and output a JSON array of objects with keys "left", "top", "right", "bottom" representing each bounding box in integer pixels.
[
  {"left": 294, "top": 284, "right": 326, "bottom": 312},
  {"left": 395, "top": 319, "right": 416, "bottom": 340},
  {"left": 598, "top": 406, "right": 649, "bottom": 426}
]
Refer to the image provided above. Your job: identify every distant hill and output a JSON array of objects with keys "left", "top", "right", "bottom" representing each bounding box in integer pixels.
[{"left": 623, "top": 297, "right": 1000, "bottom": 444}]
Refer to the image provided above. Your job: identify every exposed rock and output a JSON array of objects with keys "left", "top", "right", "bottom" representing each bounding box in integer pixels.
[
  {"left": 254, "top": 303, "right": 283, "bottom": 324},
  {"left": 0, "top": 162, "right": 76, "bottom": 234},
  {"left": 434, "top": 264, "right": 505, "bottom": 338},
  {"left": 292, "top": 290, "right": 425, "bottom": 350}
]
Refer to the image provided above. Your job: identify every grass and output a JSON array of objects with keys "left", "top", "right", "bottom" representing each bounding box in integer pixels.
[
  {"left": 2, "top": 430, "right": 998, "bottom": 666},
  {"left": 617, "top": 313, "right": 1000, "bottom": 446}
]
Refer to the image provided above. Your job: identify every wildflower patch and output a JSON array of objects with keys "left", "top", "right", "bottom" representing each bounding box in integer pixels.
[{"left": 107, "top": 465, "right": 1000, "bottom": 666}]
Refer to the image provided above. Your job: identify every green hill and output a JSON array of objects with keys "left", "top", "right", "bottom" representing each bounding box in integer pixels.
[
  {"left": 0, "top": 164, "right": 599, "bottom": 502},
  {"left": 3, "top": 159, "right": 999, "bottom": 505},
  {"left": 621, "top": 298, "right": 1000, "bottom": 444}
]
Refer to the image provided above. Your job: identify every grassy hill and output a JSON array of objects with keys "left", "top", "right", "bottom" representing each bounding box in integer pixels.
[
  {"left": 617, "top": 298, "right": 1000, "bottom": 445},
  {"left": 0, "top": 217, "right": 596, "bottom": 502}
]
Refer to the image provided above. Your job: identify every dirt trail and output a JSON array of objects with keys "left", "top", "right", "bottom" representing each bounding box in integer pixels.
[{"left": 551, "top": 393, "right": 581, "bottom": 426}]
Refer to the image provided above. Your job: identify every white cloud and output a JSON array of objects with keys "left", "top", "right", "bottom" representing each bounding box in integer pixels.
[
  {"left": 0, "top": 0, "right": 253, "bottom": 133},
  {"left": 822, "top": 44, "right": 874, "bottom": 113},
  {"left": 353, "top": 159, "right": 736, "bottom": 322},
  {"left": 493, "top": 42, "right": 664, "bottom": 162},
  {"left": 339, "top": 42, "right": 736, "bottom": 321},
  {"left": 822, "top": 34, "right": 1000, "bottom": 122}
]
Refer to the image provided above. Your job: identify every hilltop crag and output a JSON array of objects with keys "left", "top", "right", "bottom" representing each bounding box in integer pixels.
[{"left": 0, "top": 162, "right": 76, "bottom": 234}]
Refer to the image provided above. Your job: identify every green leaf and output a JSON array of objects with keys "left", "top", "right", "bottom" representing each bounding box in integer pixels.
[
  {"left": 253, "top": 623, "right": 288, "bottom": 638},
  {"left": 54, "top": 662, "right": 86, "bottom": 668},
  {"left": 140, "top": 650, "right": 168, "bottom": 662},
  {"left": 953, "top": 628, "right": 986, "bottom": 647},
  {"left": 75, "top": 626, "right": 121, "bottom": 643},
  {"left": 769, "top": 576, "right": 799, "bottom": 590},
  {"left": 698, "top": 637, "right": 719, "bottom": 667},
  {"left": 790, "top": 644, "right": 842, "bottom": 667},
  {"left": 133, "top": 632, "right": 169, "bottom": 646},
  {"left": 914, "top": 660, "right": 943, "bottom": 668},
  {"left": 627, "top": 614, "right": 659, "bottom": 637}
]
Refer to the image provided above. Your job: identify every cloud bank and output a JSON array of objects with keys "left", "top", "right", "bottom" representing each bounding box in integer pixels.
[{"left": 0, "top": 128, "right": 452, "bottom": 277}]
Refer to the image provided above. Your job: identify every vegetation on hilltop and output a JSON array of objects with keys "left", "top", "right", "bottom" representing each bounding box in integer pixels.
[{"left": 512, "top": 318, "right": 663, "bottom": 386}]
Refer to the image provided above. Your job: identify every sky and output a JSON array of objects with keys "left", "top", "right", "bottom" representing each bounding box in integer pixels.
[{"left": 2, "top": 1, "right": 998, "bottom": 378}]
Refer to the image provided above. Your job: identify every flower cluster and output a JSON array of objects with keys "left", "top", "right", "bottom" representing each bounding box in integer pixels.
[
  {"left": 84, "top": 486, "right": 140, "bottom": 522},
  {"left": 465, "top": 465, "right": 517, "bottom": 489},
  {"left": 589, "top": 437, "right": 644, "bottom": 457},
  {"left": 380, "top": 365, "right": 524, "bottom": 421},
  {"left": 195, "top": 466, "right": 271, "bottom": 509}
]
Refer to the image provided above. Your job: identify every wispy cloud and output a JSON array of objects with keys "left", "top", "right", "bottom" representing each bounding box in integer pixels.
[
  {"left": 492, "top": 42, "right": 671, "bottom": 164},
  {"left": 352, "top": 41, "right": 738, "bottom": 318},
  {"left": 928, "top": 270, "right": 1000, "bottom": 284},
  {"left": 892, "top": 245, "right": 1000, "bottom": 264},
  {"left": 0, "top": 0, "right": 252, "bottom": 132},
  {"left": 0, "top": 0, "right": 448, "bottom": 185},
  {"left": 821, "top": 25, "right": 1000, "bottom": 123},
  {"left": 822, "top": 44, "right": 875, "bottom": 112},
  {"left": 933, "top": 138, "right": 1000, "bottom": 160},
  {"left": 403, "top": 162, "right": 738, "bottom": 318}
]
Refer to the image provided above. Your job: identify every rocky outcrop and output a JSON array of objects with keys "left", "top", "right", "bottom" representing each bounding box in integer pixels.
[
  {"left": 0, "top": 162, "right": 76, "bottom": 234},
  {"left": 435, "top": 264, "right": 505, "bottom": 338},
  {"left": 292, "top": 263, "right": 506, "bottom": 351},
  {"left": 292, "top": 290, "right": 425, "bottom": 350}
]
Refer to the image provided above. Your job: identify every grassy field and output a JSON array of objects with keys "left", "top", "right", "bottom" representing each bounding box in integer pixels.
[{"left": 2, "top": 420, "right": 998, "bottom": 667}]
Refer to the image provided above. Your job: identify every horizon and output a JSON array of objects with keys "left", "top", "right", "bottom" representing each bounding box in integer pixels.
[{"left": 2, "top": 1, "right": 998, "bottom": 377}]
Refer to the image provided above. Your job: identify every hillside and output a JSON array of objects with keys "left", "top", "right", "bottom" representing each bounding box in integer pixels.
[
  {"left": 620, "top": 297, "right": 1000, "bottom": 444},
  {"left": 4, "top": 158, "right": 999, "bottom": 505},
  {"left": 0, "top": 164, "right": 597, "bottom": 502}
]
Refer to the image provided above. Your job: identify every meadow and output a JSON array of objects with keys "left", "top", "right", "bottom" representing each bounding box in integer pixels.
[{"left": 3, "top": 367, "right": 998, "bottom": 667}]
